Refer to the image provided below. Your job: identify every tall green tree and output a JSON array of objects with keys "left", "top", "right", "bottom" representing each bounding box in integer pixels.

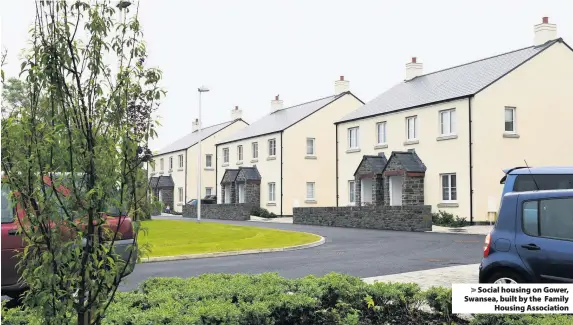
[{"left": 1, "top": 1, "right": 162, "bottom": 324}]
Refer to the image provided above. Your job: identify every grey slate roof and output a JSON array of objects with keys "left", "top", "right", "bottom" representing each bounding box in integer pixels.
[
  {"left": 235, "top": 166, "right": 262, "bottom": 181},
  {"left": 220, "top": 169, "right": 239, "bottom": 184},
  {"left": 354, "top": 153, "right": 388, "bottom": 176},
  {"left": 338, "top": 39, "right": 559, "bottom": 123},
  {"left": 217, "top": 93, "right": 345, "bottom": 145},
  {"left": 155, "top": 120, "right": 241, "bottom": 156},
  {"left": 386, "top": 150, "right": 426, "bottom": 173},
  {"left": 149, "top": 175, "right": 174, "bottom": 188}
]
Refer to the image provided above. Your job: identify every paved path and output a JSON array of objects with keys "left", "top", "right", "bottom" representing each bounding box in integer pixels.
[
  {"left": 119, "top": 217, "right": 484, "bottom": 291},
  {"left": 363, "top": 263, "right": 480, "bottom": 290}
]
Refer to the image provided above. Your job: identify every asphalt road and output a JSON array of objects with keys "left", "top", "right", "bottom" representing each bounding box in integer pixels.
[{"left": 118, "top": 217, "right": 485, "bottom": 292}]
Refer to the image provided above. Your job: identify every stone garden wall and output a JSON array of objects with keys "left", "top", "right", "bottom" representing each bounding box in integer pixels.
[
  {"left": 183, "top": 203, "right": 254, "bottom": 221},
  {"left": 293, "top": 205, "right": 432, "bottom": 232}
]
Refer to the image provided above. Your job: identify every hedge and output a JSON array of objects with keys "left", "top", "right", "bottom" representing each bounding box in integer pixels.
[{"left": 2, "top": 273, "right": 572, "bottom": 325}]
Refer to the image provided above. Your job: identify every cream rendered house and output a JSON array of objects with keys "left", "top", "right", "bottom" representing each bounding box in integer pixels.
[
  {"left": 336, "top": 17, "right": 573, "bottom": 223},
  {"left": 216, "top": 77, "right": 363, "bottom": 216},
  {"left": 150, "top": 108, "right": 248, "bottom": 212}
]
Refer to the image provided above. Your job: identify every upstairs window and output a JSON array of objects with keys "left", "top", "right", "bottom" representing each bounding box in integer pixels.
[
  {"left": 348, "top": 127, "right": 359, "bottom": 149},
  {"left": 440, "top": 109, "right": 456, "bottom": 135}
]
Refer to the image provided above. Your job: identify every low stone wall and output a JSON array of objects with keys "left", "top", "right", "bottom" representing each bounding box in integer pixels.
[
  {"left": 182, "top": 203, "right": 254, "bottom": 221},
  {"left": 293, "top": 205, "right": 432, "bottom": 232}
]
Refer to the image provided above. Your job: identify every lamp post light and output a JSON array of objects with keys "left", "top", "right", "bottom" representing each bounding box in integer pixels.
[
  {"left": 116, "top": 1, "right": 131, "bottom": 21},
  {"left": 197, "top": 86, "right": 210, "bottom": 222}
]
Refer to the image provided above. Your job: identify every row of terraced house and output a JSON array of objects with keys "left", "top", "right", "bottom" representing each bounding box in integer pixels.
[{"left": 148, "top": 17, "right": 573, "bottom": 223}]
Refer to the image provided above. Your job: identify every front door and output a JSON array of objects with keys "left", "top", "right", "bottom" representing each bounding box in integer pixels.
[
  {"left": 361, "top": 178, "right": 373, "bottom": 204},
  {"left": 389, "top": 176, "right": 403, "bottom": 206},
  {"left": 516, "top": 197, "right": 573, "bottom": 283},
  {"left": 224, "top": 186, "right": 231, "bottom": 203},
  {"left": 238, "top": 184, "right": 245, "bottom": 203}
]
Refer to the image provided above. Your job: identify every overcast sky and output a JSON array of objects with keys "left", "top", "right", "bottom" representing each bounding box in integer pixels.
[{"left": 2, "top": 0, "right": 572, "bottom": 151}]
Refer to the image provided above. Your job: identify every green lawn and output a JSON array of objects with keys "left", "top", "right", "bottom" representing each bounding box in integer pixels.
[{"left": 139, "top": 220, "right": 321, "bottom": 257}]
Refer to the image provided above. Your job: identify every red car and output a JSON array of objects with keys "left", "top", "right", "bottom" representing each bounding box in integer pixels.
[{"left": 1, "top": 177, "right": 137, "bottom": 299}]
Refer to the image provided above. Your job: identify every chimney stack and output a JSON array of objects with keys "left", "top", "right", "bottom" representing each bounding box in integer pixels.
[
  {"left": 334, "top": 75, "right": 350, "bottom": 95},
  {"left": 534, "top": 17, "right": 557, "bottom": 46},
  {"left": 231, "top": 105, "right": 242, "bottom": 121},
  {"left": 192, "top": 118, "right": 199, "bottom": 132},
  {"left": 271, "top": 94, "right": 283, "bottom": 113},
  {"left": 405, "top": 57, "right": 423, "bottom": 81}
]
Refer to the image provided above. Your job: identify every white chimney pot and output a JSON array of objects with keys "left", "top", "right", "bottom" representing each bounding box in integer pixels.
[
  {"left": 334, "top": 76, "right": 350, "bottom": 95},
  {"left": 534, "top": 17, "right": 557, "bottom": 46},
  {"left": 192, "top": 118, "right": 199, "bottom": 132},
  {"left": 271, "top": 95, "right": 283, "bottom": 113},
  {"left": 405, "top": 57, "right": 423, "bottom": 81},
  {"left": 231, "top": 106, "right": 242, "bottom": 121}
]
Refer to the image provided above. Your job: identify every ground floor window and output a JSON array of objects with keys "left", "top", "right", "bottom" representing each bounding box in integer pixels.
[
  {"left": 268, "top": 182, "right": 276, "bottom": 202},
  {"left": 348, "top": 180, "right": 355, "bottom": 204},
  {"left": 306, "top": 182, "right": 315, "bottom": 200},
  {"left": 178, "top": 187, "right": 183, "bottom": 202},
  {"left": 441, "top": 173, "right": 457, "bottom": 201},
  {"left": 206, "top": 187, "right": 212, "bottom": 196}
]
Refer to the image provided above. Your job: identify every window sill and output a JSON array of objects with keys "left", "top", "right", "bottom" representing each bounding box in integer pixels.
[
  {"left": 437, "top": 202, "right": 459, "bottom": 208},
  {"left": 150, "top": 172, "right": 157, "bottom": 176},
  {"left": 177, "top": 203, "right": 183, "bottom": 206},
  {"left": 159, "top": 171, "right": 164, "bottom": 175},
  {"left": 346, "top": 148, "right": 361, "bottom": 153},
  {"left": 305, "top": 155, "right": 317, "bottom": 160},
  {"left": 236, "top": 161, "right": 243, "bottom": 165},
  {"left": 503, "top": 132, "right": 520, "bottom": 139},
  {"left": 305, "top": 199, "right": 317, "bottom": 204},
  {"left": 204, "top": 167, "right": 214, "bottom": 171},
  {"left": 177, "top": 168, "right": 184, "bottom": 172},
  {"left": 267, "top": 156, "right": 276, "bottom": 161},
  {"left": 168, "top": 169, "right": 173, "bottom": 173},
  {"left": 251, "top": 159, "right": 259, "bottom": 163},
  {"left": 222, "top": 163, "right": 229, "bottom": 167},
  {"left": 403, "top": 140, "right": 419, "bottom": 146},
  {"left": 374, "top": 144, "right": 388, "bottom": 150},
  {"left": 436, "top": 134, "right": 458, "bottom": 141},
  {"left": 266, "top": 202, "right": 276, "bottom": 206}
]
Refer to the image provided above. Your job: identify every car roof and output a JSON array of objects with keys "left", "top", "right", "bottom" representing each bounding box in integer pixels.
[
  {"left": 503, "top": 166, "right": 573, "bottom": 175},
  {"left": 504, "top": 189, "right": 573, "bottom": 200}
]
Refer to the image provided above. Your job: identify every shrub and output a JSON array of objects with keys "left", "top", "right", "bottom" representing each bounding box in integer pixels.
[
  {"left": 432, "top": 210, "right": 468, "bottom": 227},
  {"left": 250, "top": 206, "right": 277, "bottom": 218},
  {"left": 3, "top": 274, "right": 572, "bottom": 325}
]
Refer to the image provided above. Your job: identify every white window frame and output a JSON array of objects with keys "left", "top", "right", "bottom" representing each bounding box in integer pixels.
[
  {"left": 504, "top": 107, "right": 516, "bottom": 133},
  {"left": 237, "top": 145, "right": 243, "bottom": 161},
  {"left": 151, "top": 160, "right": 155, "bottom": 172},
  {"left": 348, "top": 180, "right": 356, "bottom": 204},
  {"left": 178, "top": 187, "right": 183, "bottom": 202},
  {"left": 178, "top": 154, "right": 184, "bottom": 168},
  {"left": 160, "top": 158, "right": 164, "bottom": 171},
  {"left": 439, "top": 109, "right": 456, "bottom": 136},
  {"left": 206, "top": 154, "right": 212, "bottom": 167},
  {"left": 376, "top": 122, "right": 387, "bottom": 145},
  {"left": 348, "top": 127, "right": 359, "bottom": 149},
  {"left": 222, "top": 148, "right": 229, "bottom": 163},
  {"left": 441, "top": 173, "right": 457, "bottom": 202},
  {"left": 306, "top": 182, "right": 315, "bottom": 200},
  {"left": 306, "top": 138, "right": 315, "bottom": 156},
  {"left": 268, "top": 139, "right": 276, "bottom": 156},
  {"left": 252, "top": 142, "right": 258, "bottom": 159},
  {"left": 205, "top": 187, "right": 213, "bottom": 196},
  {"left": 169, "top": 156, "right": 173, "bottom": 170},
  {"left": 406, "top": 116, "right": 417, "bottom": 140},
  {"left": 268, "top": 182, "right": 276, "bottom": 202}
]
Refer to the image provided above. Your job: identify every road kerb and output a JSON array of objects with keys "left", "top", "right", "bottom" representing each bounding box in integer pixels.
[{"left": 141, "top": 235, "right": 325, "bottom": 263}]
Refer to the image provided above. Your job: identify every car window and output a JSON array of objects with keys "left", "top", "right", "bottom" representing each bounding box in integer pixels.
[
  {"left": 513, "top": 174, "right": 573, "bottom": 192},
  {"left": 1, "top": 185, "right": 15, "bottom": 223},
  {"left": 522, "top": 197, "right": 573, "bottom": 241}
]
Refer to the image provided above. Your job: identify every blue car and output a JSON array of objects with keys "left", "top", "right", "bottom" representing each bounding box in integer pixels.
[{"left": 479, "top": 166, "right": 573, "bottom": 284}]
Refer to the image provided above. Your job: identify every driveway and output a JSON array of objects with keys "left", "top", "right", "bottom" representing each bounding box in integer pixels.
[{"left": 119, "top": 217, "right": 484, "bottom": 291}]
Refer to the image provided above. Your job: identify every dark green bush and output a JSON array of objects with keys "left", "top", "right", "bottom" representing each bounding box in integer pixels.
[
  {"left": 3, "top": 274, "right": 572, "bottom": 325},
  {"left": 250, "top": 206, "right": 277, "bottom": 218},
  {"left": 432, "top": 210, "right": 468, "bottom": 227}
]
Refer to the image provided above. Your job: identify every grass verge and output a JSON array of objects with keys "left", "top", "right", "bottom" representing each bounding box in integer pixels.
[{"left": 139, "top": 220, "right": 321, "bottom": 257}]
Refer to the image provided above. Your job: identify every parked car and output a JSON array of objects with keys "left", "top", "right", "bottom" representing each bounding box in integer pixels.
[
  {"left": 1, "top": 177, "right": 137, "bottom": 299},
  {"left": 500, "top": 166, "right": 573, "bottom": 195},
  {"left": 479, "top": 188, "right": 573, "bottom": 283},
  {"left": 186, "top": 195, "right": 217, "bottom": 206}
]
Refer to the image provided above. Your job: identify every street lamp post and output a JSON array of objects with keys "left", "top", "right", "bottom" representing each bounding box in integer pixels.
[{"left": 197, "top": 86, "right": 210, "bottom": 222}]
